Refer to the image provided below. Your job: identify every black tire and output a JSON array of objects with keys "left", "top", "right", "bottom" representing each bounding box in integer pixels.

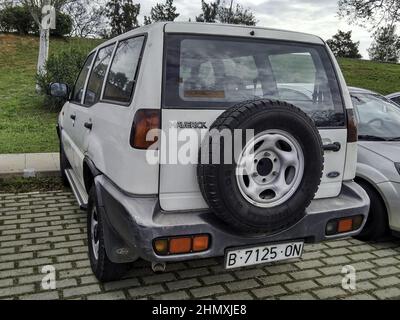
[
  {"left": 87, "top": 187, "right": 131, "bottom": 282},
  {"left": 197, "top": 99, "right": 324, "bottom": 234},
  {"left": 355, "top": 180, "right": 389, "bottom": 241},
  {"left": 59, "top": 142, "right": 70, "bottom": 187}
]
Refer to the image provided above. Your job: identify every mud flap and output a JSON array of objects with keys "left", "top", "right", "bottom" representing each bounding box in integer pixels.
[{"left": 94, "top": 177, "right": 139, "bottom": 263}]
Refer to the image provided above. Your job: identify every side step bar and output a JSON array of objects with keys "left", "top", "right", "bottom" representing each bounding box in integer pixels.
[{"left": 65, "top": 169, "right": 88, "bottom": 210}]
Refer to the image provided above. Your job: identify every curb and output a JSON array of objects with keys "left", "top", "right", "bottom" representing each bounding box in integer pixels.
[{"left": 0, "top": 153, "right": 60, "bottom": 179}]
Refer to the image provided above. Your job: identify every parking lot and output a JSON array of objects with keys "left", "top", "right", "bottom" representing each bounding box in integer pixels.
[{"left": 1, "top": 190, "right": 400, "bottom": 300}]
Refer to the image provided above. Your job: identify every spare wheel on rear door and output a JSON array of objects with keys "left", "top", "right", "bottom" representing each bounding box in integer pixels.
[{"left": 197, "top": 99, "right": 324, "bottom": 234}]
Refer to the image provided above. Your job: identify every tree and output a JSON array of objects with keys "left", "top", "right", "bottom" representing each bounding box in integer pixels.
[
  {"left": 368, "top": 25, "right": 400, "bottom": 63},
  {"left": 105, "top": 0, "right": 140, "bottom": 37},
  {"left": 0, "top": 5, "right": 35, "bottom": 34},
  {"left": 338, "top": 0, "right": 400, "bottom": 29},
  {"left": 196, "top": 0, "right": 256, "bottom": 26},
  {"left": 144, "top": 0, "right": 179, "bottom": 25},
  {"left": 63, "top": 0, "right": 106, "bottom": 38},
  {"left": 196, "top": 0, "right": 218, "bottom": 22},
  {"left": 17, "top": 0, "right": 69, "bottom": 91},
  {"left": 326, "top": 30, "right": 362, "bottom": 58},
  {"left": 50, "top": 10, "right": 72, "bottom": 37}
]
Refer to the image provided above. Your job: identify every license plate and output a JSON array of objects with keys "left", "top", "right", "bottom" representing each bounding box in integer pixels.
[{"left": 225, "top": 241, "right": 304, "bottom": 269}]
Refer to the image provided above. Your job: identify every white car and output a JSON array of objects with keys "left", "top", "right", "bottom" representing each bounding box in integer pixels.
[
  {"left": 350, "top": 87, "right": 400, "bottom": 240},
  {"left": 50, "top": 22, "right": 369, "bottom": 282},
  {"left": 386, "top": 92, "right": 400, "bottom": 105}
]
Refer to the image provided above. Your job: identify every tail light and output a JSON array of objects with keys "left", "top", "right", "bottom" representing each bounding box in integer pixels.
[
  {"left": 347, "top": 109, "right": 358, "bottom": 143},
  {"left": 130, "top": 109, "right": 160, "bottom": 149}
]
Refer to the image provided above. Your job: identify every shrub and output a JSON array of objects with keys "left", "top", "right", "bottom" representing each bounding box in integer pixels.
[
  {"left": 50, "top": 12, "right": 73, "bottom": 37},
  {"left": 0, "top": 6, "right": 34, "bottom": 34},
  {"left": 37, "top": 47, "right": 89, "bottom": 108},
  {"left": 0, "top": 6, "right": 72, "bottom": 37}
]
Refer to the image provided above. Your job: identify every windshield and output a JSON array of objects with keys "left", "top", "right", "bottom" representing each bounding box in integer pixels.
[
  {"left": 164, "top": 35, "right": 345, "bottom": 127},
  {"left": 352, "top": 93, "right": 400, "bottom": 140}
]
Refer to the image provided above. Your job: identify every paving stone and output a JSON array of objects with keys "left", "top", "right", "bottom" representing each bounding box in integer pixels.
[
  {"left": 343, "top": 293, "right": 376, "bottom": 300},
  {"left": 87, "top": 291, "right": 126, "bottom": 300},
  {"left": 226, "top": 279, "right": 260, "bottom": 291},
  {"left": 190, "top": 285, "right": 226, "bottom": 298},
  {"left": 20, "top": 291, "right": 60, "bottom": 300},
  {"left": 216, "top": 292, "right": 253, "bottom": 300},
  {"left": 290, "top": 269, "right": 322, "bottom": 280},
  {"left": 202, "top": 273, "right": 235, "bottom": 285},
  {"left": 252, "top": 285, "right": 287, "bottom": 298},
  {"left": 279, "top": 292, "right": 315, "bottom": 300},
  {"left": 314, "top": 287, "right": 347, "bottom": 299},
  {"left": 128, "top": 284, "right": 165, "bottom": 298},
  {"left": 374, "top": 288, "right": 400, "bottom": 299},
  {"left": 259, "top": 274, "right": 291, "bottom": 285},
  {"left": 63, "top": 284, "right": 101, "bottom": 298},
  {"left": 285, "top": 280, "right": 318, "bottom": 293},
  {"left": 372, "top": 276, "right": 400, "bottom": 288},
  {"left": 156, "top": 290, "right": 190, "bottom": 300},
  {"left": 166, "top": 279, "right": 201, "bottom": 291}
]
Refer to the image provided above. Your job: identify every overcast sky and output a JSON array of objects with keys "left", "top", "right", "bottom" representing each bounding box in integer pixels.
[{"left": 138, "top": 0, "right": 373, "bottom": 59}]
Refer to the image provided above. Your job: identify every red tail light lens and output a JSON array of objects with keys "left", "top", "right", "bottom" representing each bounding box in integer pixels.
[
  {"left": 130, "top": 109, "right": 160, "bottom": 149},
  {"left": 347, "top": 109, "right": 358, "bottom": 143}
]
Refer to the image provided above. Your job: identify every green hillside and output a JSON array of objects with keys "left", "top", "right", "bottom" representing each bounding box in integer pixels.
[
  {"left": 0, "top": 34, "right": 102, "bottom": 154},
  {"left": 338, "top": 57, "right": 400, "bottom": 95},
  {"left": 0, "top": 34, "right": 400, "bottom": 154}
]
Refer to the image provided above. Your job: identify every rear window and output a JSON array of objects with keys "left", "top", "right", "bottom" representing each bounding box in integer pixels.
[{"left": 164, "top": 35, "right": 345, "bottom": 127}]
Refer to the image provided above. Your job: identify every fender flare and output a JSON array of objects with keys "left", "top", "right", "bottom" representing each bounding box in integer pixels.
[{"left": 83, "top": 157, "right": 102, "bottom": 193}]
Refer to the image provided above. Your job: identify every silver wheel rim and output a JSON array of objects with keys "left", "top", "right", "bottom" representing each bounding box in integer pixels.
[
  {"left": 90, "top": 207, "right": 99, "bottom": 261},
  {"left": 236, "top": 129, "right": 305, "bottom": 208}
]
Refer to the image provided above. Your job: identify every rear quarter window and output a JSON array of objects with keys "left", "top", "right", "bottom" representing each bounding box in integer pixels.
[
  {"left": 163, "top": 35, "right": 345, "bottom": 128},
  {"left": 103, "top": 36, "right": 145, "bottom": 104}
]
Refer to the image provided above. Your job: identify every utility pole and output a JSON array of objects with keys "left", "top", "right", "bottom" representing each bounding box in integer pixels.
[{"left": 229, "top": 0, "right": 233, "bottom": 24}]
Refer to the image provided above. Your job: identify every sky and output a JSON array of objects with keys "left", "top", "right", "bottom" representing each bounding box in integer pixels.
[{"left": 138, "top": 0, "right": 373, "bottom": 59}]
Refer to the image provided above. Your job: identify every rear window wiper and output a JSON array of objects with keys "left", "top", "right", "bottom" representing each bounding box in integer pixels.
[{"left": 358, "top": 135, "right": 389, "bottom": 141}]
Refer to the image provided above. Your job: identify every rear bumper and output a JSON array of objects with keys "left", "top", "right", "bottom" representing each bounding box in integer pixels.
[{"left": 95, "top": 176, "right": 370, "bottom": 263}]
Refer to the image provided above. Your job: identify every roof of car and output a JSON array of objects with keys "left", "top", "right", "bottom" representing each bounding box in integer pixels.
[
  {"left": 92, "top": 22, "right": 325, "bottom": 53},
  {"left": 386, "top": 92, "right": 400, "bottom": 98},
  {"left": 348, "top": 87, "right": 377, "bottom": 95}
]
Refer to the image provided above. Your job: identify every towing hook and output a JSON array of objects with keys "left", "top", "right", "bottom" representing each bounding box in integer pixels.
[{"left": 151, "top": 262, "right": 167, "bottom": 273}]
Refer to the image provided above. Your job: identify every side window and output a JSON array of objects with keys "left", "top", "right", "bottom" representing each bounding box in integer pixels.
[
  {"left": 104, "top": 36, "right": 145, "bottom": 103},
  {"left": 84, "top": 44, "right": 115, "bottom": 106},
  {"left": 391, "top": 96, "right": 400, "bottom": 105},
  {"left": 71, "top": 53, "right": 94, "bottom": 103}
]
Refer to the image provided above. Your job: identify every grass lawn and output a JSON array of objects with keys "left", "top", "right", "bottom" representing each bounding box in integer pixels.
[
  {"left": 0, "top": 34, "right": 400, "bottom": 154},
  {"left": 338, "top": 58, "right": 400, "bottom": 95},
  {"left": 0, "top": 33, "right": 102, "bottom": 154}
]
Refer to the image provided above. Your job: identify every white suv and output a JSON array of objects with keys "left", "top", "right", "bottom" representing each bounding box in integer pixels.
[{"left": 51, "top": 22, "right": 369, "bottom": 282}]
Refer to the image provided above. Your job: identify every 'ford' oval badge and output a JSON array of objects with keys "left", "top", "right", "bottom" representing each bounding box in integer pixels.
[{"left": 327, "top": 172, "right": 340, "bottom": 179}]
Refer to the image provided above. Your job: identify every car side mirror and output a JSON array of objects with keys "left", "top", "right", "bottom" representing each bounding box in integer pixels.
[{"left": 49, "top": 83, "right": 69, "bottom": 99}]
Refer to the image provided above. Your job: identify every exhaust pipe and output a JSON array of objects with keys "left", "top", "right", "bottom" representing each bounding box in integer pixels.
[{"left": 151, "top": 262, "right": 166, "bottom": 273}]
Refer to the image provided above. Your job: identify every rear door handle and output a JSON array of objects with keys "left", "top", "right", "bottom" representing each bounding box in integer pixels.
[
  {"left": 84, "top": 122, "right": 93, "bottom": 130},
  {"left": 70, "top": 114, "right": 76, "bottom": 120},
  {"left": 323, "top": 142, "right": 341, "bottom": 152}
]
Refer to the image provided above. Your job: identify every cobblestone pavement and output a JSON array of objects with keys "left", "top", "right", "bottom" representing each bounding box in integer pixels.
[{"left": 1, "top": 191, "right": 400, "bottom": 300}]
